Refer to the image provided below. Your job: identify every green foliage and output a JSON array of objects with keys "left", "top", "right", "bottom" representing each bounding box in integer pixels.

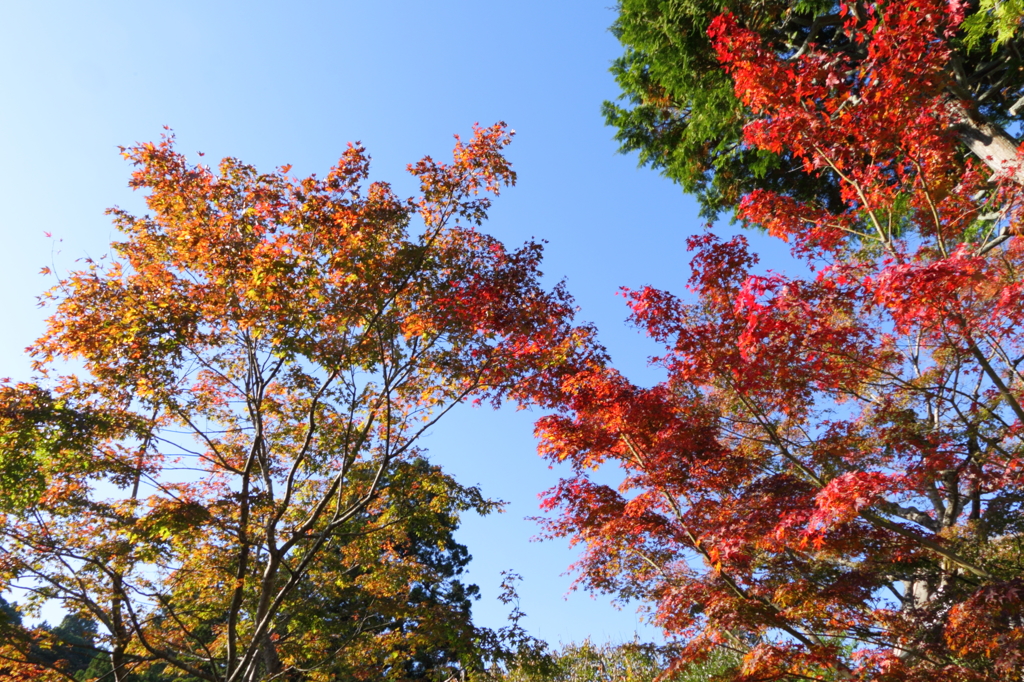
[
  {"left": 0, "top": 383, "right": 126, "bottom": 512},
  {"left": 604, "top": 0, "right": 845, "bottom": 220},
  {"left": 963, "top": 0, "right": 1024, "bottom": 52},
  {"left": 490, "top": 640, "right": 739, "bottom": 682},
  {"left": 276, "top": 458, "right": 501, "bottom": 681},
  {"left": 0, "top": 606, "right": 105, "bottom": 681},
  {"left": 0, "top": 595, "right": 19, "bottom": 628},
  {"left": 75, "top": 654, "right": 199, "bottom": 682},
  {"left": 43, "top": 616, "right": 100, "bottom": 674}
]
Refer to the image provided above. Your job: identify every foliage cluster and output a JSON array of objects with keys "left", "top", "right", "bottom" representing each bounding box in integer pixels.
[
  {"left": 605, "top": 0, "right": 1024, "bottom": 219},
  {"left": 0, "top": 124, "right": 597, "bottom": 682},
  {"left": 532, "top": 1, "right": 1024, "bottom": 680},
  {"left": 493, "top": 640, "right": 738, "bottom": 682}
]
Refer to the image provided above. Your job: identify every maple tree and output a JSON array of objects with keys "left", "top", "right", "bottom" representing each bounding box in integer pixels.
[
  {"left": 536, "top": 2, "right": 1024, "bottom": 681},
  {"left": 604, "top": 0, "right": 1024, "bottom": 218},
  {"left": 0, "top": 124, "right": 598, "bottom": 682}
]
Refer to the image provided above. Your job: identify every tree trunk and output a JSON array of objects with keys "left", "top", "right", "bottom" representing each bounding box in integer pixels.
[
  {"left": 252, "top": 632, "right": 285, "bottom": 682},
  {"left": 948, "top": 98, "right": 1024, "bottom": 184}
]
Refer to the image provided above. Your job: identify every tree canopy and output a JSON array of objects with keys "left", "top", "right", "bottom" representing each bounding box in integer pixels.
[
  {"left": 0, "top": 124, "right": 599, "bottom": 682},
  {"left": 539, "top": 2, "right": 1024, "bottom": 680}
]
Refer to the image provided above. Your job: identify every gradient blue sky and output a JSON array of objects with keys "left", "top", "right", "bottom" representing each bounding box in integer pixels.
[{"left": 0, "top": 0, "right": 795, "bottom": 645}]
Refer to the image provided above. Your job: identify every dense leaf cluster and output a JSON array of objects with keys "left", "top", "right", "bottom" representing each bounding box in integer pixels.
[{"left": 605, "top": 0, "right": 1024, "bottom": 219}]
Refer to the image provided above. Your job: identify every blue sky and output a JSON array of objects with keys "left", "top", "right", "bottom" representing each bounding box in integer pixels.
[{"left": 0, "top": 0, "right": 796, "bottom": 646}]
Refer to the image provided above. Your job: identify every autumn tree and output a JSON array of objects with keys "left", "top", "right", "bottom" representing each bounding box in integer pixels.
[
  {"left": 0, "top": 124, "right": 599, "bottom": 682},
  {"left": 604, "top": 0, "right": 1024, "bottom": 218},
  {"left": 536, "top": 2, "right": 1024, "bottom": 680},
  {"left": 55, "top": 465, "right": 492, "bottom": 682}
]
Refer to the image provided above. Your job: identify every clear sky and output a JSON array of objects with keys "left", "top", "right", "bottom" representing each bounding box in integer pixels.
[{"left": 0, "top": 0, "right": 795, "bottom": 646}]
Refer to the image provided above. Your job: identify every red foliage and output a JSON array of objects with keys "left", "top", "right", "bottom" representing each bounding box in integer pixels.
[{"left": 532, "top": 2, "right": 1024, "bottom": 680}]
